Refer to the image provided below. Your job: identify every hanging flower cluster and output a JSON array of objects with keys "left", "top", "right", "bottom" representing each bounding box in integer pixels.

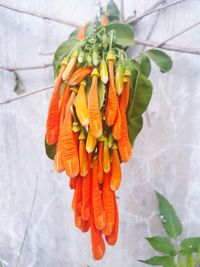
[
  {"left": 45, "top": 24, "right": 134, "bottom": 259},
  {"left": 45, "top": 0, "right": 172, "bottom": 260}
]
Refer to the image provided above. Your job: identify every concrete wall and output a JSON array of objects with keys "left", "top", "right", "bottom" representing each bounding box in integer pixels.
[{"left": 0, "top": 0, "right": 200, "bottom": 266}]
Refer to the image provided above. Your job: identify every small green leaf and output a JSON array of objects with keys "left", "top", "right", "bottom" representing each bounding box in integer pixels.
[
  {"left": 107, "top": 0, "right": 120, "bottom": 22},
  {"left": 156, "top": 192, "right": 183, "bottom": 237},
  {"left": 104, "top": 23, "right": 134, "bottom": 47},
  {"left": 140, "top": 54, "right": 151, "bottom": 77},
  {"left": 98, "top": 81, "right": 106, "bottom": 109},
  {"left": 140, "top": 256, "right": 176, "bottom": 267},
  {"left": 146, "top": 49, "right": 173, "bottom": 73},
  {"left": 53, "top": 38, "right": 78, "bottom": 78},
  {"left": 127, "top": 115, "right": 143, "bottom": 146},
  {"left": 127, "top": 73, "right": 153, "bottom": 119},
  {"left": 69, "top": 29, "right": 78, "bottom": 39},
  {"left": 146, "top": 236, "right": 176, "bottom": 256},
  {"left": 45, "top": 138, "right": 56, "bottom": 160},
  {"left": 181, "top": 237, "right": 200, "bottom": 253}
]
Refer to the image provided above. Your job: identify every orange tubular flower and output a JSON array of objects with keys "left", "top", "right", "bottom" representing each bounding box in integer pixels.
[
  {"left": 97, "top": 141, "right": 104, "bottom": 184},
  {"left": 110, "top": 148, "right": 122, "bottom": 191},
  {"left": 90, "top": 208, "right": 105, "bottom": 260},
  {"left": 81, "top": 153, "right": 92, "bottom": 221},
  {"left": 77, "top": 23, "right": 89, "bottom": 41},
  {"left": 105, "top": 58, "right": 118, "bottom": 126},
  {"left": 101, "top": 13, "right": 109, "bottom": 26},
  {"left": 75, "top": 82, "right": 89, "bottom": 127},
  {"left": 112, "top": 106, "right": 121, "bottom": 140},
  {"left": 69, "top": 177, "right": 77, "bottom": 190},
  {"left": 105, "top": 197, "right": 119, "bottom": 246},
  {"left": 68, "top": 67, "right": 93, "bottom": 86},
  {"left": 72, "top": 175, "right": 83, "bottom": 228},
  {"left": 102, "top": 172, "right": 116, "bottom": 236},
  {"left": 117, "top": 82, "right": 132, "bottom": 162},
  {"left": 60, "top": 92, "right": 80, "bottom": 177},
  {"left": 46, "top": 64, "right": 66, "bottom": 145},
  {"left": 103, "top": 140, "right": 110, "bottom": 173},
  {"left": 92, "top": 158, "right": 106, "bottom": 230},
  {"left": 88, "top": 68, "right": 103, "bottom": 139},
  {"left": 54, "top": 86, "right": 70, "bottom": 173},
  {"left": 79, "top": 139, "right": 88, "bottom": 177}
]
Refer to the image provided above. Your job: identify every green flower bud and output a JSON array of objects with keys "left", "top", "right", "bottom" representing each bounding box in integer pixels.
[
  {"left": 78, "top": 50, "right": 84, "bottom": 64},
  {"left": 92, "top": 50, "right": 99, "bottom": 66},
  {"left": 115, "top": 63, "right": 123, "bottom": 95},
  {"left": 100, "top": 59, "right": 108, "bottom": 84}
]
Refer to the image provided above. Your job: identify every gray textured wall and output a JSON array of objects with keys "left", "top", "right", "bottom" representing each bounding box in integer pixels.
[{"left": 0, "top": 0, "right": 200, "bottom": 266}]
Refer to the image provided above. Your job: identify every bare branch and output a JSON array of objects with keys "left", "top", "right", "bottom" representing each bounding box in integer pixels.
[
  {"left": 0, "top": 63, "right": 52, "bottom": 72},
  {"left": 135, "top": 38, "right": 200, "bottom": 55},
  {"left": 39, "top": 52, "right": 54, "bottom": 56},
  {"left": 0, "top": 85, "right": 54, "bottom": 105},
  {"left": 135, "top": 21, "right": 200, "bottom": 56},
  {"left": 120, "top": 0, "right": 125, "bottom": 22},
  {"left": 145, "top": 0, "right": 167, "bottom": 12},
  {"left": 129, "top": 0, "right": 187, "bottom": 24},
  {"left": 0, "top": 2, "right": 80, "bottom": 28},
  {"left": 157, "top": 21, "right": 200, "bottom": 46}
]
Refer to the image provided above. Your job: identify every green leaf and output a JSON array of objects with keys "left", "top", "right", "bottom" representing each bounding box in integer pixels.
[
  {"left": 107, "top": 0, "right": 120, "bottom": 22},
  {"left": 146, "top": 49, "right": 173, "bottom": 73},
  {"left": 127, "top": 73, "right": 153, "bottom": 119},
  {"left": 156, "top": 192, "right": 183, "bottom": 237},
  {"left": 140, "top": 54, "right": 151, "bottom": 77},
  {"left": 69, "top": 29, "right": 78, "bottom": 39},
  {"left": 130, "top": 59, "right": 141, "bottom": 73},
  {"left": 127, "top": 115, "right": 143, "bottom": 146},
  {"left": 146, "top": 236, "right": 176, "bottom": 256},
  {"left": 98, "top": 81, "right": 106, "bottom": 109},
  {"left": 104, "top": 23, "right": 134, "bottom": 47},
  {"left": 140, "top": 256, "right": 176, "bottom": 267},
  {"left": 45, "top": 138, "right": 56, "bottom": 160},
  {"left": 181, "top": 237, "right": 200, "bottom": 253},
  {"left": 53, "top": 38, "right": 78, "bottom": 78}
]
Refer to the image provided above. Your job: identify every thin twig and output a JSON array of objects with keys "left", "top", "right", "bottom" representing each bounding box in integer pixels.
[
  {"left": 135, "top": 38, "right": 200, "bottom": 55},
  {"left": 157, "top": 21, "right": 200, "bottom": 46},
  {"left": 39, "top": 52, "right": 54, "bottom": 56},
  {"left": 129, "top": 0, "right": 187, "bottom": 24},
  {"left": 0, "top": 2, "right": 80, "bottom": 28},
  {"left": 120, "top": 0, "right": 124, "bottom": 22},
  {"left": 0, "top": 85, "right": 54, "bottom": 105},
  {"left": 134, "top": 21, "right": 200, "bottom": 56},
  {"left": 0, "top": 63, "right": 52, "bottom": 72},
  {"left": 15, "top": 176, "right": 39, "bottom": 267},
  {"left": 145, "top": 0, "right": 167, "bottom": 12}
]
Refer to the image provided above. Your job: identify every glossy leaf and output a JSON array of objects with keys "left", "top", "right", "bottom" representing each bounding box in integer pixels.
[
  {"left": 53, "top": 38, "right": 78, "bottom": 78},
  {"left": 104, "top": 23, "right": 134, "bottom": 47},
  {"left": 45, "top": 138, "right": 56, "bottom": 160},
  {"left": 181, "top": 237, "right": 200, "bottom": 253},
  {"left": 146, "top": 49, "right": 173, "bottom": 73},
  {"left": 146, "top": 236, "right": 176, "bottom": 256},
  {"left": 127, "top": 73, "right": 153, "bottom": 119},
  {"left": 127, "top": 115, "right": 143, "bottom": 146},
  {"left": 156, "top": 192, "right": 183, "bottom": 237},
  {"left": 140, "top": 256, "right": 176, "bottom": 267},
  {"left": 140, "top": 54, "right": 151, "bottom": 77},
  {"left": 107, "top": 0, "right": 120, "bottom": 22},
  {"left": 130, "top": 59, "right": 141, "bottom": 73}
]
